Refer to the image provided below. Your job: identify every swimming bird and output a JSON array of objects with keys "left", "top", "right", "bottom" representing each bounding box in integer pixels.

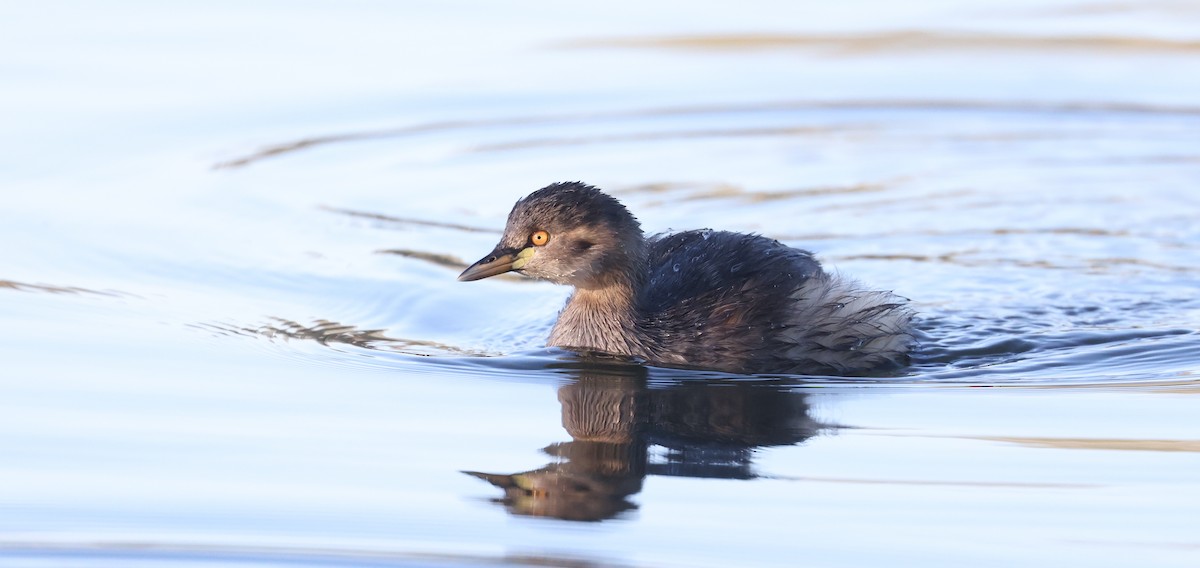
[{"left": 458, "top": 182, "right": 913, "bottom": 375}]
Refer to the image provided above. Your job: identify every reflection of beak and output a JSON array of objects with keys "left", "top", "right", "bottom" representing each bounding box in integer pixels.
[
  {"left": 458, "top": 246, "right": 533, "bottom": 281},
  {"left": 462, "top": 470, "right": 544, "bottom": 496},
  {"left": 462, "top": 470, "right": 519, "bottom": 489}
]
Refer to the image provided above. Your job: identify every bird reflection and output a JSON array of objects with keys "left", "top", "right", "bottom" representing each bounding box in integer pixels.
[{"left": 464, "top": 362, "right": 827, "bottom": 522}]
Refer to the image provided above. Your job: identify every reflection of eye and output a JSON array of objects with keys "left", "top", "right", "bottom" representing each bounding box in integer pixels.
[{"left": 531, "top": 230, "right": 550, "bottom": 246}]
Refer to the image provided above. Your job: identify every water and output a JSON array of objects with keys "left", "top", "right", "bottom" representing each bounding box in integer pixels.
[{"left": 2, "top": 1, "right": 1199, "bottom": 566}]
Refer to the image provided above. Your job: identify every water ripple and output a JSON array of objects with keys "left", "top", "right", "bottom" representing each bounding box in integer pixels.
[
  {"left": 564, "top": 31, "right": 1200, "bottom": 55},
  {"left": 320, "top": 205, "right": 499, "bottom": 234},
  {"left": 465, "top": 124, "right": 872, "bottom": 153},
  {"left": 211, "top": 99, "right": 1200, "bottom": 168},
  {"left": 0, "top": 278, "right": 133, "bottom": 298},
  {"left": 0, "top": 541, "right": 630, "bottom": 568},
  {"left": 195, "top": 318, "right": 485, "bottom": 358}
]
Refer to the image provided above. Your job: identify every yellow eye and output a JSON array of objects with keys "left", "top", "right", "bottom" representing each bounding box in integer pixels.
[{"left": 530, "top": 230, "right": 550, "bottom": 246}]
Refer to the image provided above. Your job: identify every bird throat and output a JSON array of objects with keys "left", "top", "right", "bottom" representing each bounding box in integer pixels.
[{"left": 547, "top": 283, "right": 645, "bottom": 358}]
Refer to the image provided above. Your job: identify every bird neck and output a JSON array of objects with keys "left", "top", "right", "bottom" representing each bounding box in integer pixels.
[{"left": 548, "top": 278, "right": 645, "bottom": 358}]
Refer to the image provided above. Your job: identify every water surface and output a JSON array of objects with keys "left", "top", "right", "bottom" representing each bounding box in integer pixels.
[{"left": 1, "top": 1, "right": 1198, "bottom": 567}]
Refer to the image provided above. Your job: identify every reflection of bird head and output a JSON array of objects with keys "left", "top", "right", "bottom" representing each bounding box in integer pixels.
[{"left": 463, "top": 452, "right": 642, "bottom": 523}]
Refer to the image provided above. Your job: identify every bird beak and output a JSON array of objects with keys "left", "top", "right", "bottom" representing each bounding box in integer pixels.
[{"left": 458, "top": 246, "right": 534, "bottom": 281}]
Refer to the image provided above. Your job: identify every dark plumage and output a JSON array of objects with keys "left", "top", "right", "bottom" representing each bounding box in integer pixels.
[{"left": 459, "top": 182, "right": 914, "bottom": 375}]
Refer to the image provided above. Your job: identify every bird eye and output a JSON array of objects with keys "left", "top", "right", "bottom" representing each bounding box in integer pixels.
[{"left": 530, "top": 230, "right": 550, "bottom": 246}]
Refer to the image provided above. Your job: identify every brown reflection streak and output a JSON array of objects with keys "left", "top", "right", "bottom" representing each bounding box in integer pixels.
[
  {"left": 0, "top": 542, "right": 635, "bottom": 568},
  {"left": 874, "top": 430, "right": 1200, "bottom": 451},
  {"left": 1149, "top": 154, "right": 1200, "bottom": 163},
  {"left": 807, "top": 189, "right": 980, "bottom": 213},
  {"left": 980, "top": 436, "right": 1200, "bottom": 452},
  {"left": 993, "top": 227, "right": 1132, "bottom": 237},
  {"left": 466, "top": 125, "right": 867, "bottom": 153},
  {"left": 211, "top": 115, "right": 562, "bottom": 169},
  {"left": 1014, "top": 1, "right": 1200, "bottom": 18},
  {"left": 565, "top": 31, "right": 1200, "bottom": 55},
  {"left": 768, "top": 475, "right": 1097, "bottom": 489},
  {"left": 0, "top": 279, "right": 127, "bottom": 298},
  {"left": 612, "top": 179, "right": 911, "bottom": 209},
  {"left": 947, "top": 129, "right": 1110, "bottom": 142},
  {"left": 376, "top": 249, "right": 465, "bottom": 270},
  {"left": 829, "top": 253, "right": 1197, "bottom": 274},
  {"left": 376, "top": 249, "right": 531, "bottom": 282},
  {"left": 902, "top": 378, "right": 1200, "bottom": 392},
  {"left": 668, "top": 182, "right": 890, "bottom": 204},
  {"left": 320, "top": 205, "right": 499, "bottom": 234},
  {"left": 608, "top": 181, "right": 709, "bottom": 195},
  {"left": 212, "top": 99, "right": 1200, "bottom": 169},
  {"left": 195, "top": 318, "right": 479, "bottom": 356},
  {"left": 776, "top": 227, "right": 1137, "bottom": 241}
]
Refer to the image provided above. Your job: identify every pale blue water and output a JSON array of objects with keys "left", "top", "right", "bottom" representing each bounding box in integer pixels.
[{"left": 2, "top": 1, "right": 1199, "bottom": 567}]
